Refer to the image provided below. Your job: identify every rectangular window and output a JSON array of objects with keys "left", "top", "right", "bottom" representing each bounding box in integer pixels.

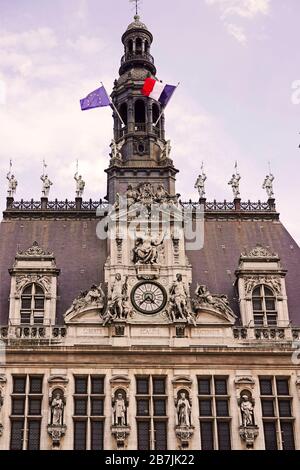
[
  {"left": 260, "top": 376, "right": 295, "bottom": 450},
  {"left": 198, "top": 376, "right": 231, "bottom": 450},
  {"left": 10, "top": 375, "right": 43, "bottom": 450},
  {"left": 136, "top": 376, "right": 167, "bottom": 450},
  {"left": 73, "top": 375, "right": 105, "bottom": 450}
]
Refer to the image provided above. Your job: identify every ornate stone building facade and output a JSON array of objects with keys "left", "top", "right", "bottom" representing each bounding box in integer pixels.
[{"left": 0, "top": 15, "right": 300, "bottom": 451}]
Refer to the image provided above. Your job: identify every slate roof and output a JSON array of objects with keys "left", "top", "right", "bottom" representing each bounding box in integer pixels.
[{"left": 0, "top": 211, "right": 299, "bottom": 325}]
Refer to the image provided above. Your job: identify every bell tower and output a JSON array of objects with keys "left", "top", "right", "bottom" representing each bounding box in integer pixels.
[{"left": 105, "top": 15, "right": 178, "bottom": 204}]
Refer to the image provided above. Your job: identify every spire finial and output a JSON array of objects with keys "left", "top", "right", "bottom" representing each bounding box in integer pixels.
[{"left": 130, "top": 0, "right": 141, "bottom": 17}]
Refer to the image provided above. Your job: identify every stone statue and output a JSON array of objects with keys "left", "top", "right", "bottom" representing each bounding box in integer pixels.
[
  {"left": 51, "top": 392, "right": 64, "bottom": 426},
  {"left": 262, "top": 173, "right": 275, "bottom": 198},
  {"left": 228, "top": 172, "right": 241, "bottom": 198},
  {"left": 133, "top": 231, "right": 165, "bottom": 265},
  {"left": 110, "top": 138, "right": 124, "bottom": 161},
  {"left": 194, "top": 284, "right": 234, "bottom": 317},
  {"left": 103, "top": 274, "right": 129, "bottom": 325},
  {"left": 66, "top": 283, "right": 105, "bottom": 315},
  {"left": 240, "top": 394, "right": 255, "bottom": 427},
  {"left": 169, "top": 274, "right": 196, "bottom": 325},
  {"left": 194, "top": 170, "right": 207, "bottom": 198},
  {"left": 41, "top": 174, "right": 53, "bottom": 197},
  {"left": 165, "top": 140, "right": 171, "bottom": 159},
  {"left": 176, "top": 391, "right": 192, "bottom": 427},
  {"left": 0, "top": 390, "right": 3, "bottom": 412},
  {"left": 155, "top": 184, "right": 169, "bottom": 202},
  {"left": 74, "top": 172, "right": 85, "bottom": 197},
  {"left": 113, "top": 392, "right": 127, "bottom": 426},
  {"left": 126, "top": 185, "right": 138, "bottom": 207},
  {"left": 6, "top": 172, "right": 18, "bottom": 197}
]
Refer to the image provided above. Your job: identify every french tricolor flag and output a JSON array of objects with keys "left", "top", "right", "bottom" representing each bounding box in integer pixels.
[{"left": 142, "top": 78, "right": 177, "bottom": 107}]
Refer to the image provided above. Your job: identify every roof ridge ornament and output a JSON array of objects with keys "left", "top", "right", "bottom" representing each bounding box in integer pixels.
[
  {"left": 241, "top": 243, "right": 278, "bottom": 259},
  {"left": 17, "top": 241, "right": 54, "bottom": 257}
]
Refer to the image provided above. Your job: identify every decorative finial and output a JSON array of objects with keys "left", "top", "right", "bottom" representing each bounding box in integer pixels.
[
  {"left": 194, "top": 162, "right": 207, "bottom": 199},
  {"left": 41, "top": 160, "right": 53, "bottom": 197},
  {"left": 6, "top": 159, "right": 18, "bottom": 197},
  {"left": 130, "top": 0, "right": 141, "bottom": 17},
  {"left": 262, "top": 162, "right": 275, "bottom": 199},
  {"left": 74, "top": 160, "right": 86, "bottom": 198},
  {"left": 228, "top": 162, "right": 241, "bottom": 198}
]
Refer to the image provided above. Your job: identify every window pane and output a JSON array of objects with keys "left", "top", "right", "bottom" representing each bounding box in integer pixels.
[
  {"left": 13, "top": 376, "right": 26, "bottom": 394},
  {"left": 10, "top": 420, "right": 24, "bottom": 450},
  {"left": 74, "top": 420, "right": 87, "bottom": 450},
  {"left": 154, "top": 421, "right": 167, "bottom": 450},
  {"left": 30, "top": 376, "right": 43, "bottom": 394},
  {"left": 153, "top": 378, "right": 165, "bottom": 395},
  {"left": 137, "top": 399, "right": 149, "bottom": 416},
  {"left": 254, "top": 315, "right": 264, "bottom": 326},
  {"left": 21, "top": 298, "right": 31, "bottom": 309},
  {"left": 12, "top": 398, "right": 25, "bottom": 416},
  {"left": 74, "top": 398, "right": 88, "bottom": 416},
  {"left": 27, "top": 420, "right": 41, "bottom": 450},
  {"left": 91, "top": 421, "right": 104, "bottom": 450},
  {"left": 75, "top": 377, "right": 88, "bottom": 394},
  {"left": 91, "top": 377, "right": 104, "bottom": 395},
  {"left": 278, "top": 399, "right": 292, "bottom": 417},
  {"left": 198, "top": 379, "right": 211, "bottom": 395},
  {"left": 214, "top": 378, "right": 227, "bottom": 395},
  {"left": 267, "top": 315, "right": 277, "bottom": 326},
  {"left": 136, "top": 378, "right": 149, "bottom": 395},
  {"left": 216, "top": 399, "right": 229, "bottom": 417},
  {"left": 263, "top": 421, "right": 278, "bottom": 450},
  {"left": 281, "top": 421, "right": 295, "bottom": 450},
  {"left": 253, "top": 287, "right": 261, "bottom": 296},
  {"left": 199, "top": 399, "right": 212, "bottom": 416},
  {"left": 217, "top": 421, "right": 231, "bottom": 450},
  {"left": 28, "top": 398, "right": 42, "bottom": 416},
  {"left": 20, "top": 312, "right": 31, "bottom": 324},
  {"left": 153, "top": 399, "right": 166, "bottom": 416},
  {"left": 34, "top": 298, "right": 44, "bottom": 310},
  {"left": 260, "top": 378, "right": 273, "bottom": 395},
  {"left": 137, "top": 421, "right": 150, "bottom": 450},
  {"left": 261, "top": 399, "right": 275, "bottom": 417},
  {"left": 276, "top": 379, "right": 289, "bottom": 396},
  {"left": 91, "top": 398, "right": 104, "bottom": 416},
  {"left": 265, "top": 299, "right": 275, "bottom": 310},
  {"left": 200, "top": 421, "right": 214, "bottom": 450},
  {"left": 252, "top": 299, "right": 262, "bottom": 310}
]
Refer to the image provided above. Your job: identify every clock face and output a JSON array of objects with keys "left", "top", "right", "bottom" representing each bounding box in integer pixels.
[{"left": 131, "top": 281, "right": 167, "bottom": 315}]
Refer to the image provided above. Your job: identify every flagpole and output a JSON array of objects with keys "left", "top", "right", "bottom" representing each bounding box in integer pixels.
[
  {"left": 154, "top": 82, "right": 180, "bottom": 127},
  {"left": 101, "top": 82, "right": 126, "bottom": 128}
]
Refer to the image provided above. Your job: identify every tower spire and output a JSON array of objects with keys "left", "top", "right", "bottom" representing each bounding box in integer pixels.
[{"left": 130, "top": 0, "right": 141, "bottom": 17}]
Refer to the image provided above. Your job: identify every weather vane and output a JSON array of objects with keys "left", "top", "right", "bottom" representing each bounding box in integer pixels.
[{"left": 130, "top": 0, "right": 141, "bottom": 16}]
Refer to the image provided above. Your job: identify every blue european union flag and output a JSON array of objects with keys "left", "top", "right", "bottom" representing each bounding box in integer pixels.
[{"left": 80, "top": 86, "right": 111, "bottom": 111}]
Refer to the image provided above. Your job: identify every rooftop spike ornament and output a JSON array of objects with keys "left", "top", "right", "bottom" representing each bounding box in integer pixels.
[{"left": 6, "top": 159, "right": 18, "bottom": 198}]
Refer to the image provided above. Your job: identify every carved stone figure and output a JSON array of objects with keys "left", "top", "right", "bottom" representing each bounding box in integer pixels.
[
  {"left": 7, "top": 173, "right": 18, "bottom": 197},
  {"left": 240, "top": 394, "right": 255, "bottom": 427},
  {"left": 133, "top": 231, "right": 165, "bottom": 265},
  {"left": 155, "top": 184, "right": 169, "bottom": 202},
  {"left": 103, "top": 275, "right": 129, "bottom": 325},
  {"left": 169, "top": 274, "right": 196, "bottom": 325},
  {"left": 51, "top": 392, "right": 64, "bottom": 426},
  {"left": 66, "top": 283, "right": 105, "bottom": 315},
  {"left": 194, "top": 284, "right": 235, "bottom": 318},
  {"left": 228, "top": 172, "right": 241, "bottom": 198},
  {"left": 110, "top": 138, "right": 124, "bottom": 161},
  {"left": 41, "top": 174, "right": 53, "bottom": 197},
  {"left": 0, "top": 390, "right": 3, "bottom": 412},
  {"left": 74, "top": 173, "right": 85, "bottom": 197},
  {"left": 194, "top": 171, "right": 207, "bottom": 198},
  {"left": 126, "top": 185, "right": 138, "bottom": 207},
  {"left": 113, "top": 392, "right": 127, "bottom": 426},
  {"left": 176, "top": 391, "right": 192, "bottom": 427},
  {"left": 244, "top": 276, "right": 281, "bottom": 296},
  {"left": 262, "top": 173, "right": 275, "bottom": 198}
]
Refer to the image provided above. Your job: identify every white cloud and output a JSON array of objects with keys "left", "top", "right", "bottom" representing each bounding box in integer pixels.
[
  {"left": 67, "top": 35, "right": 106, "bottom": 55},
  {"left": 0, "top": 28, "right": 57, "bottom": 51},
  {"left": 206, "top": 0, "right": 271, "bottom": 43}
]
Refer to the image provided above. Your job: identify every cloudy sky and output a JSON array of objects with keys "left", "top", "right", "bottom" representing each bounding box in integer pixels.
[{"left": 0, "top": 0, "right": 299, "bottom": 243}]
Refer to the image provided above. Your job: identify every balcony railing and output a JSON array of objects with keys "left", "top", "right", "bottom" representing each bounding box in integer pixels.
[
  {"left": 0, "top": 324, "right": 67, "bottom": 344},
  {"left": 121, "top": 52, "right": 154, "bottom": 65},
  {"left": 233, "top": 326, "right": 293, "bottom": 341}
]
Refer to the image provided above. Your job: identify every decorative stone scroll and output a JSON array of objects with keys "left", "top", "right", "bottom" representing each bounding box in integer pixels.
[
  {"left": 241, "top": 244, "right": 278, "bottom": 259},
  {"left": 15, "top": 274, "right": 52, "bottom": 294},
  {"left": 17, "top": 241, "right": 54, "bottom": 257}
]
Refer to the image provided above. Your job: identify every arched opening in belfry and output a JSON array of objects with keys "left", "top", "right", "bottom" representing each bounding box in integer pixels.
[
  {"left": 136, "top": 37, "right": 142, "bottom": 54},
  {"left": 145, "top": 40, "right": 149, "bottom": 54},
  {"left": 119, "top": 103, "right": 128, "bottom": 126},
  {"left": 152, "top": 103, "right": 160, "bottom": 126},
  {"left": 135, "top": 100, "right": 146, "bottom": 124},
  {"left": 128, "top": 39, "right": 133, "bottom": 54}
]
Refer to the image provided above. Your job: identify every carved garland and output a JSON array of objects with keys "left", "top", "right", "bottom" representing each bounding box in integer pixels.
[
  {"left": 244, "top": 275, "right": 282, "bottom": 296},
  {"left": 16, "top": 275, "right": 52, "bottom": 294}
]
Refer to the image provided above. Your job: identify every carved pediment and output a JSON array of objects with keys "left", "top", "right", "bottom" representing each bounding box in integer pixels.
[
  {"left": 241, "top": 244, "right": 278, "bottom": 260},
  {"left": 64, "top": 283, "right": 105, "bottom": 324},
  {"left": 172, "top": 376, "right": 193, "bottom": 387},
  {"left": 195, "top": 306, "right": 237, "bottom": 325},
  {"left": 16, "top": 241, "right": 54, "bottom": 258},
  {"left": 193, "top": 284, "right": 237, "bottom": 325}
]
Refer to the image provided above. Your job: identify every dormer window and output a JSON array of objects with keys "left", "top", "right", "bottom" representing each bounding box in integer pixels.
[
  {"left": 252, "top": 285, "right": 277, "bottom": 326},
  {"left": 21, "top": 284, "right": 45, "bottom": 325}
]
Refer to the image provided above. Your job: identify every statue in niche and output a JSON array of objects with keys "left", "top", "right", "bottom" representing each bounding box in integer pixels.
[
  {"left": 112, "top": 391, "right": 127, "bottom": 427},
  {"left": 228, "top": 171, "right": 241, "bottom": 198},
  {"left": 41, "top": 174, "right": 53, "bottom": 197},
  {"left": 133, "top": 231, "right": 165, "bottom": 265},
  {"left": 262, "top": 173, "right": 275, "bottom": 198},
  {"left": 176, "top": 390, "right": 192, "bottom": 427},
  {"left": 50, "top": 391, "right": 65, "bottom": 426},
  {"left": 168, "top": 274, "right": 196, "bottom": 325},
  {"left": 239, "top": 393, "right": 255, "bottom": 428}
]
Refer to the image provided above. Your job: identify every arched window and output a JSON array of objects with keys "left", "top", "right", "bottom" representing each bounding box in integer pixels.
[
  {"left": 119, "top": 102, "right": 128, "bottom": 126},
  {"left": 21, "top": 284, "right": 45, "bottom": 325},
  {"left": 252, "top": 285, "right": 277, "bottom": 326},
  {"left": 145, "top": 40, "right": 149, "bottom": 54},
  {"left": 136, "top": 37, "right": 142, "bottom": 54},
  {"left": 128, "top": 39, "right": 133, "bottom": 54},
  {"left": 135, "top": 100, "right": 146, "bottom": 124},
  {"left": 152, "top": 103, "right": 160, "bottom": 125}
]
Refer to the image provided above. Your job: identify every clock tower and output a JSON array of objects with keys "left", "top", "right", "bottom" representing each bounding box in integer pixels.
[{"left": 105, "top": 14, "right": 178, "bottom": 204}]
